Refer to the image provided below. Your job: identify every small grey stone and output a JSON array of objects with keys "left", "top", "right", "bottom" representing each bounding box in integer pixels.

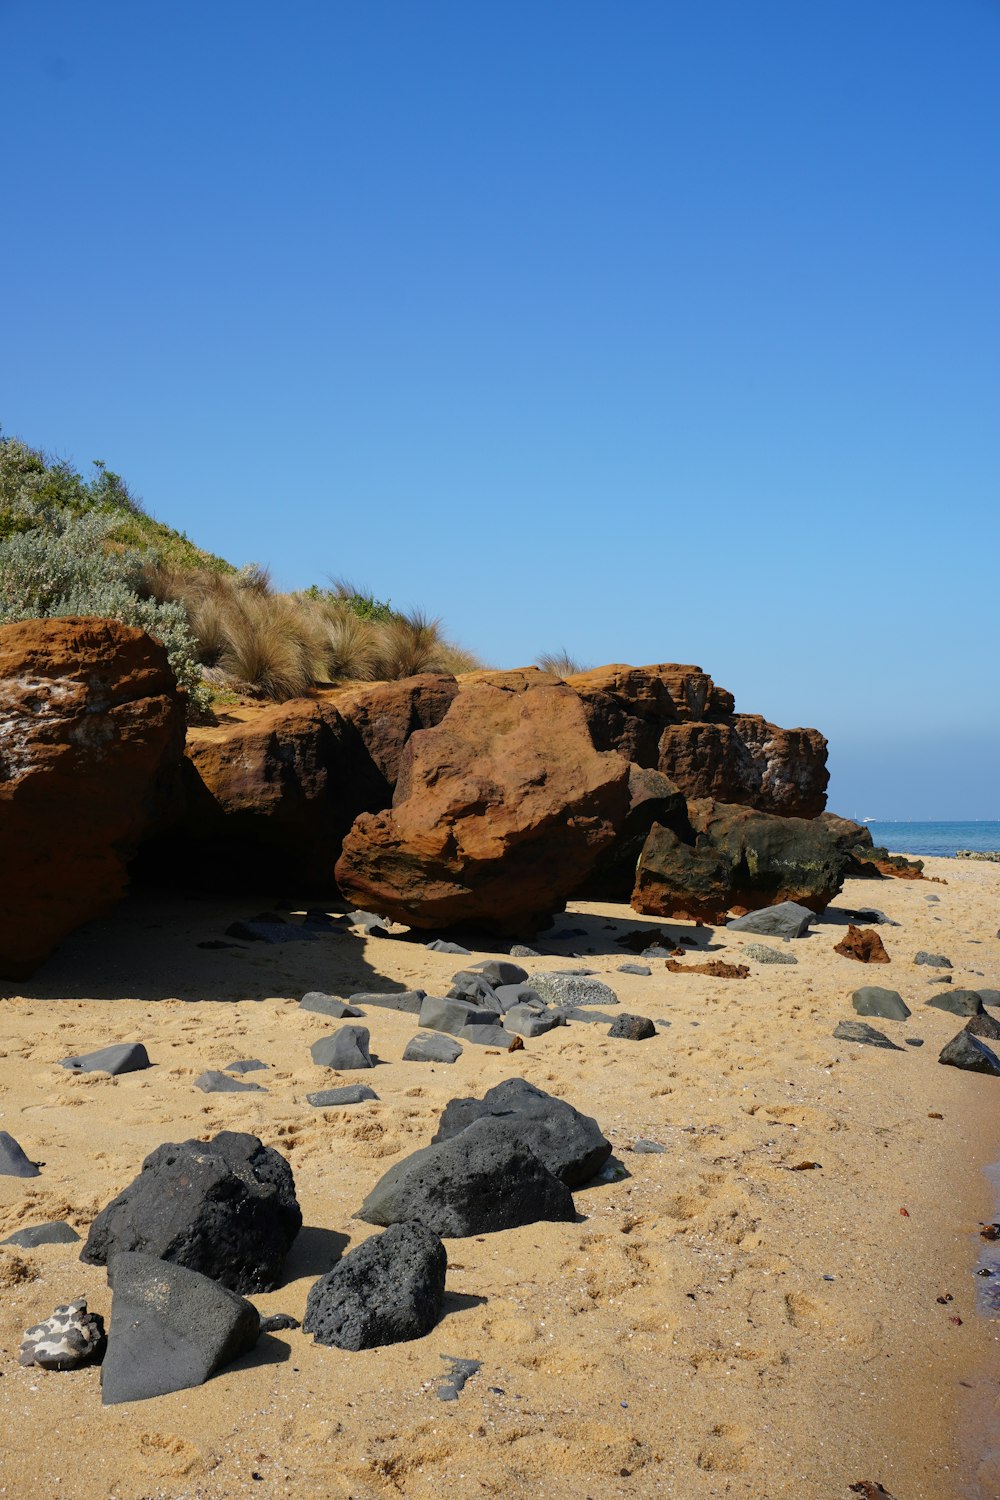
[
  {"left": 350, "top": 990, "right": 425, "bottom": 1015},
  {"left": 503, "top": 1005, "right": 562, "bottom": 1038},
  {"left": 493, "top": 983, "right": 545, "bottom": 1013},
  {"left": 100, "top": 1253, "right": 260, "bottom": 1404},
  {"left": 726, "top": 902, "right": 816, "bottom": 938},
  {"left": 833, "top": 1020, "right": 903, "bottom": 1050},
  {"left": 195, "top": 1071, "right": 266, "bottom": 1094},
  {"left": 306, "top": 1084, "right": 379, "bottom": 1107},
  {"left": 965, "top": 1011, "right": 1000, "bottom": 1042},
  {"left": 915, "top": 952, "right": 952, "bottom": 968},
  {"left": 299, "top": 993, "right": 363, "bottom": 1019},
  {"left": 840, "top": 907, "right": 900, "bottom": 926},
  {"left": 631, "top": 1138, "right": 667, "bottom": 1154},
  {"left": 311, "top": 1027, "right": 373, "bottom": 1070},
  {"left": 526, "top": 973, "right": 619, "bottom": 1008},
  {"left": 437, "top": 1355, "right": 481, "bottom": 1400},
  {"left": 259, "top": 1312, "right": 300, "bottom": 1333},
  {"left": 904, "top": 1037, "right": 925, "bottom": 1047},
  {"left": 925, "top": 895, "right": 940, "bottom": 903},
  {"left": 939, "top": 1031, "right": 1000, "bottom": 1075},
  {"left": 425, "top": 939, "right": 472, "bottom": 955},
  {"left": 852, "top": 987, "right": 911, "bottom": 1021},
  {"left": 224, "top": 1059, "right": 268, "bottom": 1074},
  {"left": 2, "top": 1220, "right": 80, "bottom": 1248},
  {"left": 927, "top": 989, "right": 984, "bottom": 1018},
  {"left": 509, "top": 944, "right": 540, "bottom": 958},
  {"left": 226, "top": 919, "right": 318, "bottom": 944},
  {"left": 617, "top": 963, "right": 652, "bottom": 976},
  {"left": 403, "top": 1033, "right": 463, "bottom": 1064},
  {"left": 447, "top": 972, "right": 501, "bottom": 1010},
  {"left": 977, "top": 989, "right": 1000, "bottom": 1008},
  {"left": 350, "top": 910, "right": 391, "bottom": 936},
  {"left": 643, "top": 944, "right": 677, "bottom": 959},
  {"left": 608, "top": 1014, "right": 656, "bottom": 1040},
  {"left": 741, "top": 943, "right": 798, "bottom": 965},
  {"left": 555, "top": 1006, "right": 618, "bottom": 1025},
  {"left": 419, "top": 995, "right": 497, "bottom": 1035},
  {"left": 468, "top": 960, "right": 529, "bottom": 987},
  {"left": 60, "top": 1043, "right": 151, "bottom": 1077},
  {"left": 0, "top": 1131, "right": 40, "bottom": 1177},
  {"left": 459, "top": 1024, "right": 514, "bottom": 1048}
]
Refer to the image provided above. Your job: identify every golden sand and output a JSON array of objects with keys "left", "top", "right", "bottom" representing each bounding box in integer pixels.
[{"left": 0, "top": 856, "right": 997, "bottom": 1500}]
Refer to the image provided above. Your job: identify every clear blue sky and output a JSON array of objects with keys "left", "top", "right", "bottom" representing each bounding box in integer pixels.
[{"left": 2, "top": 1, "right": 997, "bottom": 818}]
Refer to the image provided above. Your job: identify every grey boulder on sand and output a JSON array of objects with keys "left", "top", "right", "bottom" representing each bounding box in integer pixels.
[
  {"left": 525, "top": 973, "right": 619, "bottom": 1008},
  {"left": 310, "top": 1026, "right": 373, "bottom": 1070},
  {"left": 101, "top": 1253, "right": 259, "bottom": 1405},
  {"left": 357, "top": 1116, "right": 575, "bottom": 1236},
  {"left": 351, "top": 990, "right": 425, "bottom": 1015},
  {"left": 914, "top": 952, "right": 952, "bottom": 968},
  {"left": 503, "top": 1004, "right": 562, "bottom": 1038},
  {"left": 60, "top": 1043, "right": 150, "bottom": 1076},
  {"left": 852, "top": 987, "right": 911, "bottom": 1021},
  {"left": 939, "top": 1031, "right": 1000, "bottom": 1075},
  {"left": 419, "top": 995, "right": 496, "bottom": 1035},
  {"left": 195, "top": 1070, "right": 266, "bottom": 1093},
  {"left": 833, "top": 1020, "right": 903, "bottom": 1051},
  {"left": 459, "top": 1023, "right": 513, "bottom": 1047},
  {"left": 3, "top": 1220, "right": 80, "bottom": 1248},
  {"left": 0, "top": 1131, "right": 40, "bottom": 1178},
  {"left": 432, "top": 1077, "right": 611, "bottom": 1187},
  {"left": 726, "top": 902, "right": 815, "bottom": 938},
  {"left": 81, "top": 1130, "right": 301, "bottom": 1294},
  {"left": 299, "top": 993, "right": 363, "bottom": 1019},
  {"left": 402, "top": 1034, "right": 463, "bottom": 1064},
  {"left": 468, "top": 960, "right": 529, "bottom": 988},
  {"left": 19, "top": 1297, "right": 105, "bottom": 1371},
  {"left": 307, "top": 1084, "right": 379, "bottom": 1106},
  {"left": 927, "top": 989, "right": 984, "bottom": 1018},
  {"left": 304, "top": 1222, "right": 446, "bottom": 1350}
]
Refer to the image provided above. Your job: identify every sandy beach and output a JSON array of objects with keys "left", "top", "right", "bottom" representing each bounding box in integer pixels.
[{"left": 1, "top": 855, "right": 997, "bottom": 1500}]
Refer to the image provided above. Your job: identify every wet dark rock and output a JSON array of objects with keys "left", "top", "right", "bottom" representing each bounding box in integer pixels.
[
  {"left": 195, "top": 1071, "right": 266, "bottom": 1093},
  {"left": 833, "top": 1020, "right": 903, "bottom": 1051},
  {"left": 101, "top": 1252, "right": 259, "bottom": 1405},
  {"left": 927, "top": 989, "right": 984, "bottom": 1018},
  {"left": 304, "top": 1222, "right": 446, "bottom": 1351},
  {"left": 432, "top": 1077, "right": 611, "bottom": 1187},
  {"left": 939, "top": 1031, "right": 1000, "bottom": 1076},
  {"left": 306, "top": 1084, "right": 379, "bottom": 1107},
  {"left": 402, "top": 1033, "right": 463, "bottom": 1064},
  {"left": 81, "top": 1131, "right": 301, "bottom": 1293},
  {"left": 60, "top": 1043, "right": 150, "bottom": 1077},
  {"left": 2, "top": 1220, "right": 80, "bottom": 1248},
  {"left": 357, "top": 1116, "right": 576, "bottom": 1235},
  {"left": 310, "top": 1027, "right": 373, "bottom": 1070},
  {"left": 608, "top": 1014, "right": 656, "bottom": 1040},
  {"left": 299, "top": 993, "right": 363, "bottom": 1019},
  {"left": 0, "top": 1132, "right": 40, "bottom": 1178},
  {"left": 727, "top": 901, "right": 816, "bottom": 938},
  {"left": 852, "top": 987, "right": 911, "bottom": 1022}
]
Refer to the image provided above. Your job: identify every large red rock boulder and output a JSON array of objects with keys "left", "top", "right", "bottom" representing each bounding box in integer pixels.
[
  {"left": 656, "top": 714, "right": 829, "bottom": 818},
  {"left": 335, "top": 682, "right": 631, "bottom": 932},
  {"left": 631, "top": 797, "right": 848, "bottom": 922},
  {"left": 0, "top": 617, "right": 186, "bottom": 978},
  {"left": 151, "top": 675, "right": 460, "bottom": 891}
]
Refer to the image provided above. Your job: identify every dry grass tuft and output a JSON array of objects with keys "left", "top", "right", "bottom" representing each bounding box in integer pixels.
[{"left": 535, "top": 648, "right": 589, "bottom": 677}]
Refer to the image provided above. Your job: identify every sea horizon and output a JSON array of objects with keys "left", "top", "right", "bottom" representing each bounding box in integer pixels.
[{"left": 863, "top": 820, "right": 1000, "bottom": 857}]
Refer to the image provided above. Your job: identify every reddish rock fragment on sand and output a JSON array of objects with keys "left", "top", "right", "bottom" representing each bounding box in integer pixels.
[
  {"left": 664, "top": 960, "right": 750, "bottom": 979},
  {"left": 335, "top": 682, "right": 631, "bottom": 933},
  {"left": 834, "top": 926, "right": 891, "bottom": 964},
  {"left": 0, "top": 617, "right": 185, "bottom": 977}
]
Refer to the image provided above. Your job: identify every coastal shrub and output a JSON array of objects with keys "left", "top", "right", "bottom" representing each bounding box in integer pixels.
[{"left": 0, "top": 508, "right": 209, "bottom": 709}]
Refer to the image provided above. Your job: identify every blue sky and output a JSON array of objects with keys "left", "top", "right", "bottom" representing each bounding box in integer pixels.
[{"left": 2, "top": 1, "right": 997, "bottom": 817}]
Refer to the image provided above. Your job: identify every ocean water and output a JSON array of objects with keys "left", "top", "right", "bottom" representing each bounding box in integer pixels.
[{"left": 864, "top": 821, "right": 1000, "bottom": 858}]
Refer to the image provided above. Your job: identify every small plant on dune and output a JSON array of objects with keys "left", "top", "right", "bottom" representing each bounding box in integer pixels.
[{"left": 535, "top": 648, "right": 589, "bottom": 677}]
